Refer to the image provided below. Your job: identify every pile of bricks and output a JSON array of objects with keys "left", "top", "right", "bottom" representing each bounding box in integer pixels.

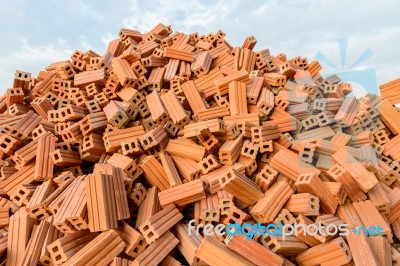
[{"left": 0, "top": 22, "right": 400, "bottom": 265}]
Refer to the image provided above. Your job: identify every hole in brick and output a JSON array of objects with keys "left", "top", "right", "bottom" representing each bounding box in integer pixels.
[
  {"left": 147, "top": 231, "right": 154, "bottom": 239},
  {"left": 142, "top": 225, "right": 149, "bottom": 231},
  {"left": 232, "top": 212, "right": 240, "bottom": 219}
]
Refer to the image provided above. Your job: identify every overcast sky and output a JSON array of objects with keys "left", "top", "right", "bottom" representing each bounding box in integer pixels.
[{"left": 0, "top": 0, "right": 398, "bottom": 96}]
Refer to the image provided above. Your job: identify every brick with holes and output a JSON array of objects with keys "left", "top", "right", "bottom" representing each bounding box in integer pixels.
[{"left": 139, "top": 204, "right": 183, "bottom": 244}]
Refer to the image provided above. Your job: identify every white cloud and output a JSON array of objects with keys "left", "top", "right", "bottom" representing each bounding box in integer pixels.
[
  {"left": 79, "top": 35, "right": 92, "bottom": 51},
  {"left": 0, "top": 39, "right": 73, "bottom": 90},
  {"left": 314, "top": 25, "right": 400, "bottom": 85},
  {"left": 64, "top": 1, "right": 104, "bottom": 22},
  {"left": 123, "top": 0, "right": 239, "bottom": 34},
  {"left": 0, "top": 0, "right": 399, "bottom": 96},
  {"left": 101, "top": 32, "right": 116, "bottom": 47}
]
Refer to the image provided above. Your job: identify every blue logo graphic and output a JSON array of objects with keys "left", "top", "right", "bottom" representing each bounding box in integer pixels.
[
  {"left": 188, "top": 219, "right": 384, "bottom": 241},
  {"left": 316, "top": 39, "right": 378, "bottom": 96}
]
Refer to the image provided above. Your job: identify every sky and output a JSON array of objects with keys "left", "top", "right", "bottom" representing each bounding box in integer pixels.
[{"left": 0, "top": 0, "right": 399, "bottom": 96}]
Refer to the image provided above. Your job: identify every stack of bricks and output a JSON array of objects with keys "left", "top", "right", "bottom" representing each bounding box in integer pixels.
[{"left": 0, "top": 22, "right": 399, "bottom": 265}]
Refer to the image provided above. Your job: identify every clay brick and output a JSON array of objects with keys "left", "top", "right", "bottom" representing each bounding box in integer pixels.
[
  {"left": 197, "top": 105, "right": 230, "bottom": 121},
  {"left": 164, "top": 47, "right": 194, "bottom": 62},
  {"left": 85, "top": 173, "right": 118, "bottom": 232},
  {"left": 181, "top": 80, "right": 207, "bottom": 115},
  {"left": 74, "top": 69, "right": 108, "bottom": 87},
  {"left": 251, "top": 181, "right": 293, "bottom": 223},
  {"left": 103, "top": 100, "right": 129, "bottom": 128},
  {"left": 139, "top": 204, "right": 183, "bottom": 244},
  {"left": 158, "top": 179, "right": 205, "bottom": 207},
  {"left": 63, "top": 229, "right": 125, "bottom": 266},
  {"left": 1, "top": 23, "right": 400, "bottom": 265},
  {"left": 284, "top": 193, "right": 319, "bottom": 216},
  {"left": 332, "top": 148, "right": 378, "bottom": 192},
  {"left": 115, "top": 221, "right": 147, "bottom": 258},
  {"left": 353, "top": 200, "right": 392, "bottom": 242},
  {"left": 295, "top": 173, "right": 337, "bottom": 214},
  {"left": 131, "top": 231, "right": 179, "bottom": 266},
  {"left": 225, "top": 235, "right": 284, "bottom": 266},
  {"left": 6, "top": 208, "right": 35, "bottom": 266},
  {"left": 160, "top": 90, "right": 190, "bottom": 128},
  {"left": 296, "top": 237, "right": 352, "bottom": 266},
  {"left": 261, "top": 234, "right": 307, "bottom": 257},
  {"left": 219, "top": 135, "right": 243, "bottom": 165},
  {"left": 379, "top": 78, "right": 400, "bottom": 105},
  {"left": 140, "top": 155, "right": 169, "bottom": 191},
  {"left": 219, "top": 167, "right": 263, "bottom": 205},
  {"left": 111, "top": 58, "right": 138, "bottom": 87},
  {"left": 228, "top": 81, "right": 248, "bottom": 115},
  {"left": 196, "top": 236, "right": 253, "bottom": 266},
  {"left": 246, "top": 76, "right": 263, "bottom": 104},
  {"left": 13, "top": 70, "right": 31, "bottom": 91}
]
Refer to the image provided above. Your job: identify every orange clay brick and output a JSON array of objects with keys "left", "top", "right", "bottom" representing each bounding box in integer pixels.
[
  {"left": 251, "top": 181, "right": 293, "bottom": 223},
  {"left": 165, "top": 138, "right": 206, "bottom": 162},
  {"left": 85, "top": 173, "right": 118, "bottom": 232},
  {"left": 196, "top": 236, "right": 254, "bottom": 265},
  {"left": 284, "top": 193, "right": 320, "bottom": 216},
  {"left": 295, "top": 173, "right": 338, "bottom": 214},
  {"left": 111, "top": 58, "right": 138, "bottom": 87},
  {"left": 138, "top": 204, "right": 183, "bottom": 244},
  {"left": 158, "top": 179, "right": 205, "bottom": 207},
  {"left": 225, "top": 235, "right": 284, "bottom": 266},
  {"left": 181, "top": 80, "right": 207, "bottom": 115},
  {"left": 379, "top": 78, "right": 400, "bottom": 105},
  {"left": 139, "top": 155, "right": 170, "bottom": 191},
  {"left": 164, "top": 47, "right": 194, "bottom": 62},
  {"left": 131, "top": 231, "right": 179, "bottom": 266},
  {"left": 63, "top": 230, "right": 125, "bottom": 266},
  {"left": 214, "top": 69, "right": 250, "bottom": 96},
  {"left": 228, "top": 81, "right": 248, "bottom": 115},
  {"left": 160, "top": 90, "right": 190, "bottom": 128},
  {"left": 74, "top": 69, "right": 108, "bottom": 87},
  {"left": 296, "top": 237, "right": 352, "bottom": 266},
  {"left": 0, "top": 23, "right": 399, "bottom": 265},
  {"left": 219, "top": 167, "right": 263, "bottom": 206}
]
